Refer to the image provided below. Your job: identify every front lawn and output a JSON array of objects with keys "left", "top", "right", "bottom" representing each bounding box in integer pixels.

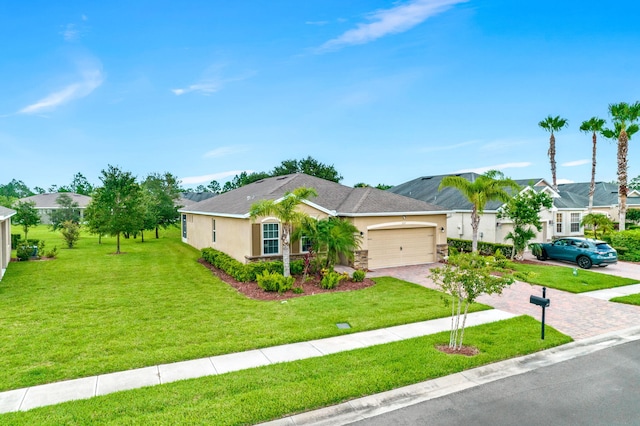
[
  {"left": 0, "top": 316, "right": 571, "bottom": 425},
  {"left": 0, "top": 226, "right": 489, "bottom": 392},
  {"left": 506, "top": 261, "right": 638, "bottom": 293}
]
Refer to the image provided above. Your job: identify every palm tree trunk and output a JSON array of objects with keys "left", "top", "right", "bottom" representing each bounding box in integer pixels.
[
  {"left": 618, "top": 131, "right": 629, "bottom": 231},
  {"left": 471, "top": 207, "right": 480, "bottom": 252},
  {"left": 282, "top": 224, "right": 291, "bottom": 277},
  {"left": 549, "top": 133, "right": 557, "bottom": 191},
  {"left": 589, "top": 132, "right": 597, "bottom": 213}
]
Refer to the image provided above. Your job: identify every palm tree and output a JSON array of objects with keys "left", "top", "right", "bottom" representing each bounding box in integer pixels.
[
  {"left": 294, "top": 216, "right": 362, "bottom": 271},
  {"left": 249, "top": 186, "right": 318, "bottom": 277},
  {"left": 439, "top": 171, "right": 520, "bottom": 252},
  {"left": 579, "top": 117, "right": 606, "bottom": 213},
  {"left": 580, "top": 213, "right": 614, "bottom": 239},
  {"left": 538, "top": 115, "right": 569, "bottom": 191},
  {"left": 601, "top": 102, "right": 640, "bottom": 231}
]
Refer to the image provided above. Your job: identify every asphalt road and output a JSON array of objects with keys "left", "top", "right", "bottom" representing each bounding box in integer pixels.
[{"left": 350, "top": 340, "right": 640, "bottom": 426}]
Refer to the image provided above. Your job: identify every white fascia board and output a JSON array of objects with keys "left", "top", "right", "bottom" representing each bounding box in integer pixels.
[{"left": 178, "top": 210, "right": 247, "bottom": 219}]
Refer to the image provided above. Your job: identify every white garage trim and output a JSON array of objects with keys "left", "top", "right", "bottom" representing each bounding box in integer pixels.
[{"left": 367, "top": 221, "right": 439, "bottom": 230}]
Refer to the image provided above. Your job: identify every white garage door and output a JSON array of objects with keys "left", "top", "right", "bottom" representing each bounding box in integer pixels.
[{"left": 368, "top": 227, "right": 435, "bottom": 269}]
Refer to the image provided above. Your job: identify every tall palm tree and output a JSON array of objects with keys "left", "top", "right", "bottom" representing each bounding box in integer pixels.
[
  {"left": 538, "top": 115, "right": 569, "bottom": 191},
  {"left": 249, "top": 186, "right": 318, "bottom": 277},
  {"left": 602, "top": 102, "right": 640, "bottom": 231},
  {"left": 579, "top": 117, "right": 606, "bottom": 213},
  {"left": 439, "top": 171, "right": 520, "bottom": 252}
]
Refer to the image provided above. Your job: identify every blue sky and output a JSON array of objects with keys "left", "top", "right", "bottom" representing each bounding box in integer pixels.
[{"left": 2, "top": 0, "right": 640, "bottom": 190}]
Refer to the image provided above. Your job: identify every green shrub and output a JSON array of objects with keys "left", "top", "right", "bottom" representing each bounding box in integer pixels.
[
  {"left": 493, "top": 249, "right": 509, "bottom": 268},
  {"left": 44, "top": 246, "right": 58, "bottom": 258},
  {"left": 320, "top": 270, "right": 348, "bottom": 289},
  {"left": 10, "top": 234, "right": 20, "bottom": 249},
  {"left": 256, "top": 270, "right": 294, "bottom": 293},
  {"left": 292, "top": 286, "right": 304, "bottom": 294},
  {"left": 352, "top": 269, "right": 366, "bottom": 282},
  {"left": 611, "top": 230, "right": 640, "bottom": 261},
  {"left": 290, "top": 260, "right": 304, "bottom": 275},
  {"left": 16, "top": 242, "right": 34, "bottom": 261},
  {"left": 201, "top": 248, "right": 304, "bottom": 282},
  {"left": 447, "top": 238, "right": 514, "bottom": 257}
]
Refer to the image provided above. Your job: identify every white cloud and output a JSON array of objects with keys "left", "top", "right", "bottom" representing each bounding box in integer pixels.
[
  {"left": 61, "top": 24, "right": 79, "bottom": 41},
  {"left": 420, "top": 140, "right": 478, "bottom": 153},
  {"left": 306, "top": 20, "right": 329, "bottom": 26},
  {"left": 317, "top": 0, "right": 468, "bottom": 52},
  {"left": 455, "top": 162, "right": 532, "bottom": 174},
  {"left": 18, "top": 64, "right": 103, "bottom": 114},
  {"left": 557, "top": 178, "right": 575, "bottom": 184},
  {"left": 562, "top": 159, "right": 589, "bottom": 167},
  {"left": 172, "top": 65, "right": 255, "bottom": 96},
  {"left": 203, "top": 146, "right": 248, "bottom": 158},
  {"left": 181, "top": 170, "right": 250, "bottom": 185}
]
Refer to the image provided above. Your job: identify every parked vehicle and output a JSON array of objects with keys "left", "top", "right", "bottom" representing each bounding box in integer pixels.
[{"left": 536, "top": 237, "right": 617, "bottom": 269}]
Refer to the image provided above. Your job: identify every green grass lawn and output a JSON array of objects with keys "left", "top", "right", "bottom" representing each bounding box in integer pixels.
[
  {"left": 506, "top": 261, "right": 638, "bottom": 293},
  {"left": 610, "top": 294, "right": 640, "bottom": 305},
  {"left": 0, "top": 226, "right": 489, "bottom": 392},
  {"left": 0, "top": 316, "right": 571, "bottom": 425}
]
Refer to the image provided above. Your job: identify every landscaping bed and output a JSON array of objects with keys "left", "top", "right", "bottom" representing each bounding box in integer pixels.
[{"left": 198, "top": 258, "right": 375, "bottom": 300}]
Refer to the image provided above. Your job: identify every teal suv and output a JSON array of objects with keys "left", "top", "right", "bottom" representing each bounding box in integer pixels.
[{"left": 536, "top": 237, "right": 618, "bottom": 269}]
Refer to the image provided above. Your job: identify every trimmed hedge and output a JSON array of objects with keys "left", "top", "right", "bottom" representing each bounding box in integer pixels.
[
  {"left": 11, "top": 234, "right": 21, "bottom": 249},
  {"left": 201, "top": 248, "right": 304, "bottom": 282},
  {"left": 611, "top": 230, "right": 640, "bottom": 262},
  {"left": 447, "top": 238, "right": 514, "bottom": 258}
]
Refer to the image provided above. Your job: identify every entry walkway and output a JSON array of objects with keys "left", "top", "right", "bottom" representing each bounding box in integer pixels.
[{"left": 0, "top": 309, "right": 515, "bottom": 414}]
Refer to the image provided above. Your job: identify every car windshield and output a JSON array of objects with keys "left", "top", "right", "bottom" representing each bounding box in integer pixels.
[{"left": 596, "top": 243, "right": 613, "bottom": 251}]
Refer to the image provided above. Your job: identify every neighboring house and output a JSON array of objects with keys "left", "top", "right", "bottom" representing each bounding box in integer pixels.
[
  {"left": 390, "top": 173, "right": 587, "bottom": 245},
  {"left": 0, "top": 206, "right": 16, "bottom": 280},
  {"left": 178, "top": 173, "right": 448, "bottom": 270},
  {"left": 557, "top": 181, "right": 640, "bottom": 222},
  {"left": 17, "top": 193, "right": 92, "bottom": 224}
]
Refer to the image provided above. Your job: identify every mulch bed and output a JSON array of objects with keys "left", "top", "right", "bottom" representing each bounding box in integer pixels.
[
  {"left": 197, "top": 258, "right": 376, "bottom": 301},
  {"left": 435, "top": 344, "right": 480, "bottom": 356}
]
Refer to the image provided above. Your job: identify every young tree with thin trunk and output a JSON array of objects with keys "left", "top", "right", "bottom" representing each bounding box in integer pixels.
[
  {"left": 580, "top": 117, "right": 606, "bottom": 213},
  {"left": 249, "top": 187, "right": 318, "bottom": 277},
  {"left": 538, "top": 115, "right": 569, "bottom": 191},
  {"left": 439, "top": 171, "right": 520, "bottom": 252},
  {"left": 12, "top": 200, "right": 40, "bottom": 240},
  {"left": 601, "top": 102, "right": 640, "bottom": 231},
  {"left": 430, "top": 252, "right": 513, "bottom": 351}
]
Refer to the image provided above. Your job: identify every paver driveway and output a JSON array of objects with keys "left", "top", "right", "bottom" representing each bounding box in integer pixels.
[{"left": 363, "top": 260, "right": 640, "bottom": 340}]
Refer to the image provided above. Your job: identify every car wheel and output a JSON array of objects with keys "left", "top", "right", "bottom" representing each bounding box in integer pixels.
[
  {"left": 536, "top": 249, "right": 547, "bottom": 261},
  {"left": 577, "top": 256, "right": 592, "bottom": 269}
]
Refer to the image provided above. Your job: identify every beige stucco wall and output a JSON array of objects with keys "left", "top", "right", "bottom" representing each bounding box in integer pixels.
[
  {"left": 182, "top": 213, "right": 252, "bottom": 262},
  {"left": 349, "top": 213, "right": 447, "bottom": 250},
  {"left": 1, "top": 218, "right": 11, "bottom": 278}
]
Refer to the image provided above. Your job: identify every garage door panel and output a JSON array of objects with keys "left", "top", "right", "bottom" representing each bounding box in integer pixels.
[{"left": 368, "top": 227, "right": 435, "bottom": 269}]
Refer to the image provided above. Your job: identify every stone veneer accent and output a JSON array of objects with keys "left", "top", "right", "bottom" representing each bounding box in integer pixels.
[
  {"left": 351, "top": 250, "right": 369, "bottom": 271},
  {"left": 436, "top": 243, "right": 448, "bottom": 261}
]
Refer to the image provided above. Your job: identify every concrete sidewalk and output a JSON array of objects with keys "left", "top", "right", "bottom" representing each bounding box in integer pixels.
[{"left": 0, "top": 309, "right": 516, "bottom": 414}]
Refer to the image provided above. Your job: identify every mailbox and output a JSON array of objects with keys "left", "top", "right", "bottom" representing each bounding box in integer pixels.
[{"left": 530, "top": 295, "right": 550, "bottom": 308}]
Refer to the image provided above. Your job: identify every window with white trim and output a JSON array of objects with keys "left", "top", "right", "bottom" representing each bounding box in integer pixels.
[
  {"left": 570, "top": 213, "right": 581, "bottom": 233},
  {"left": 301, "top": 235, "right": 312, "bottom": 253},
  {"left": 556, "top": 213, "right": 563, "bottom": 233},
  {"left": 212, "top": 219, "right": 216, "bottom": 243},
  {"left": 262, "top": 223, "right": 279, "bottom": 255}
]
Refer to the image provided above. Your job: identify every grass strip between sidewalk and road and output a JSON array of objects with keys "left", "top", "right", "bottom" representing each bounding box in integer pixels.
[
  {"left": 611, "top": 294, "right": 640, "bottom": 306},
  {"left": 507, "top": 261, "right": 638, "bottom": 293},
  {"left": 0, "top": 316, "right": 572, "bottom": 425}
]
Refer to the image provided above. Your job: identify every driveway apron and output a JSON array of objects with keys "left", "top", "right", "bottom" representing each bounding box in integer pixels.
[{"left": 366, "top": 262, "right": 640, "bottom": 341}]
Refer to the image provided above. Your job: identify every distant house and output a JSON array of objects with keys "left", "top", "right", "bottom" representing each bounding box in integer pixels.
[
  {"left": 1, "top": 206, "right": 16, "bottom": 279},
  {"left": 17, "top": 193, "right": 92, "bottom": 225},
  {"left": 557, "top": 181, "right": 640, "bottom": 222},
  {"left": 390, "top": 173, "right": 588, "bottom": 245},
  {"left": 179, "top": 173, "right": 448, "bottom": 270}
]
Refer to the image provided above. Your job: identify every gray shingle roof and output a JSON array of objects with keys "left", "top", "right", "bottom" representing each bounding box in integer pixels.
[
  {"left": 389, "top": 173, "right": 542, "bottom": 211},
  {"left": 18, "top": 193, "right": 92, "bottom": 208},
  {"left": 557, "top": 182, "right": 640, "bottom": 207},
  {"left": 178, "top": 192, "right": 217, "bottom": 209},
  {"left": 180, "top": 174, "right": 445, "bottom": 217},
  {"left": 0, "top": 206, "right": 16, "bottom": 219}
]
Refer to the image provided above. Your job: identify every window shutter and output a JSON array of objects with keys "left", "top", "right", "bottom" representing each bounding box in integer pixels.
[{"left": 252, "top": 224, "right": 261, "bottom": 256}]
